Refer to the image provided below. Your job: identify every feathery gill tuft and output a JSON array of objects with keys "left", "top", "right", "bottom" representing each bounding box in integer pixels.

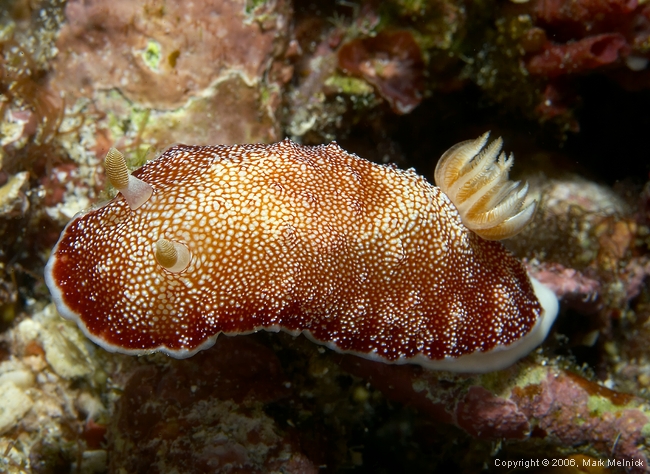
[{"left": 434, "top": 132, "right": 536, "bottom": 240}]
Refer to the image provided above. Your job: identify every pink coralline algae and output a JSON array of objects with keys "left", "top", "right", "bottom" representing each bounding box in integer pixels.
[
  {"left": 525, "top": 0, "right": 650, "bottom": 79},
  {"left": 340, "top": 357, "right": 650, "bottom": 471},
  {"left": 516, "top": 0, "right": 650, "bottom": 121},
  {"left": 48, "top": 0, "right": 290, "bottom": 147},
  {"left": 534, "top": 0, "right": 639, "bottom": 35},
  {"left": 528, "top": 263, "right": 602, "bottom": 314},
  {"left": 54, "top": 0, "right": 289, "bottom": 109},
  {"left": 338, "top": 30, "right": 425, "bottom": 114},
  {"left": 527, "top": 34, "right": 628, "bottom": 78}
]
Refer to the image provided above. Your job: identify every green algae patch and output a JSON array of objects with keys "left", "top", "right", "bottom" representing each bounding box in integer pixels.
[
  {"left": 325, "top": 75, "right": 375, "bottom": 96},
  {"left": 642, "top": 422, "right": 650, "bottom": 439},
  {"left": 245, "top": 0, "right": 267, "bottom": 14},
  {"left": 586, "top": 392, "right": 646, "bottom": 419},
  {"left": 141, "top": 39, "right": 162, "bottom": 71},
  {"left": 587, "top": 394, "right": 618, "bottom": 418},
  {"left": 513, "top": 364, "right": 549, "bottom": 390}
]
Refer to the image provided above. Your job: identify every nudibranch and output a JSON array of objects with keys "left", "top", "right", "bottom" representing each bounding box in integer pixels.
[{"left": 45, "top": 134, "right": 558, "bottom": 373}]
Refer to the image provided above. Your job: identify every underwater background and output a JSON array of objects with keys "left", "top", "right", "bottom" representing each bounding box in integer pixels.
[{"left": 1, "top": 0, "right": 650, "bottom": 472}]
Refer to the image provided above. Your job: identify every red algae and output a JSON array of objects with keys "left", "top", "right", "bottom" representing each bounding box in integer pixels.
[
  {"left": 527, "top": 34, "right": 627, "bottom": 77},
  {"left": 338, "top": 30, "right": 425, "bottom": 114},
  {"left": 455, "top": 386, "right": 529, "bottom": 439},
  {"left": 342, "top": 356, "right": 650, "bottom": 471},
  {"left": 535, "top": 0, "right": 638, "bottom": 36}
]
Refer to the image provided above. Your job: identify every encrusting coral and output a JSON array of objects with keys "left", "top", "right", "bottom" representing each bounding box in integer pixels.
[{"left": 45, "top": 135, "right": 557, "bottom": 373}]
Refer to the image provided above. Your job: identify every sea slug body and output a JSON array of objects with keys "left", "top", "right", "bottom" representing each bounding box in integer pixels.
[{"left": 45, "top": 135, "right": 558, "bottom": 373}]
